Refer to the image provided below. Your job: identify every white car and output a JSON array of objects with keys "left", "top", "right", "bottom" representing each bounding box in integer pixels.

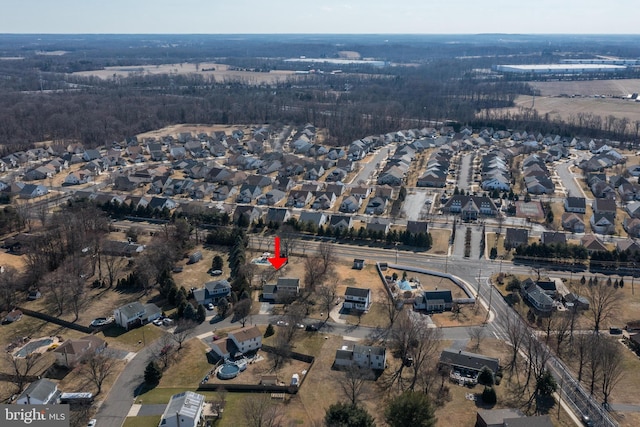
[
  {"left": 87, "top": 419, "right": 97, "bottom": 427},
  {"left": 162, "top": 318, "right": 174, "bottom": 326},
  {"left": 152, "top": 319, "right": 163, "bottom": 326},
  {"left": 276, "top": 320, "right": 289, "bottom": 327},
  {"left": 207, "top": 303, "right": 215, "bottom": 310}
]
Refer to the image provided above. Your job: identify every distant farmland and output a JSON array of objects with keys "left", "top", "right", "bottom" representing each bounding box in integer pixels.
[{"left": 483, "top": 79, "right": 640, "bottom": 125}]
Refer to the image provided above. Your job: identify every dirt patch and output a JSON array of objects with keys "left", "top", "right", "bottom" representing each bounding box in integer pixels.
[{"left": 0, "top": 251, "right": 26, "bottom": 270}]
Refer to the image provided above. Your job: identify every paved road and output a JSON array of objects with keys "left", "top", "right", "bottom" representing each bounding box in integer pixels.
[
  {"left": 348, "top": 148, "right": 388, "bottom": 187},
  {"left": 456, "top": 153, "right": 473, "bottom": 191}
]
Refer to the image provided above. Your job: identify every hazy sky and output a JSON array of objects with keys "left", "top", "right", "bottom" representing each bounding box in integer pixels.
[{"left": 1, "top": 0, "right": 637, "bottom": 34}]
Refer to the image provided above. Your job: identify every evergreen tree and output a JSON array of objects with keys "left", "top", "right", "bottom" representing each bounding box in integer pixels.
[
  {"left": 144, "top": 361, "right": 162, "bottom": 386},
  {"left": 325, "top": 403, "right": 375, "bottom": 427},
  {"left": 384, "top": 391, "right": 436, "bottom": 427},
  {"left": 195, "top": 304, "right": 206, "bottom": 323},
  {"left": 264, "top": 323, "right": 275, "bottom": 338}
]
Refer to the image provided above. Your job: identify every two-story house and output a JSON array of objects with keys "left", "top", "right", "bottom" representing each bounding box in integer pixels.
[
  {"left": 113, "top": 302, "right": 162, "bottom": 330},
  {"left": 229, "top": 326, "right": 262, "bottom": 354},
  {"left": 343, "top": 287, "right": 372, "bottom": 311},
  {"left": 193, "top": 280, "right": 232, "bottom": 306},
  {"left": 334, "top": 344, "right": 387, "bottom": 370}
]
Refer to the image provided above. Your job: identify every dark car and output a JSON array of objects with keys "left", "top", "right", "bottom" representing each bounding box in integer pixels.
[{"left": 305, "top": 323, "right": 319, "bottom": 332}]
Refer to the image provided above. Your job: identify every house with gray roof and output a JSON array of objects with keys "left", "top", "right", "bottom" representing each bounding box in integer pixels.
[
  {"left": 193, "top": 280, "right": 231, "bottom": 305},
  {"left": 159, "top": 391, "right": 205, "bottom": 427},
  {"left": 504, "top": 228, "right": 529, "bottom": 250},
  {"left": 334, "top": 344, "right": 386, "bottom": 370},
  {"left": 113, "top": 302, "right": 161, "bottom": 330},
  {"left": 299, "top": 211, "right": 327, "bottom": 229},
  {"left": 262, "top": 277, "right": 300, "bottom": 302},
  {"left": 266, "top": 208, "right": 291, "bottom": 225},
  {"left": 413, "top": 290, "right": 453, "bottom": 312},
  {"left": 439, "top": 349, "right": 500, "bottom": 385},
  {"left": 16, "top": 379, "right": 60, "bottom": 405}
]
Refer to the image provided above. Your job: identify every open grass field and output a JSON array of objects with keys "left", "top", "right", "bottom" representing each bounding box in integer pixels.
[
  {"left": 72, "top": 62, "right": 297, "bottom": 85},
  {"left": 527, "top": 79, "right": 640, "bottom": 98},
  {"left": 429, "top": 228, "right": 451, "bottom": 255}
]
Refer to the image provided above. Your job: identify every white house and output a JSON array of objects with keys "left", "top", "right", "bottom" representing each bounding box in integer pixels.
[
  {"left": 211, "top": 325, "right": 263, "bottom": 360},
  {"left": 113, "top": 302, "right": 161, "bottom": 330},
  {"left": 334, "top": 344, "right": 386, "bottom": 370},
  {"left": 343, "top": 287, "right": 372, "bottom": 311},
  {"left": 16, "top": 379, "right": 59, "bottom": 405},
  {"left": 229, "top": 325, "right": 263, "bottom": 354},
  {"left": 158, "top": 391, "right": 205, "bottom": 427}
]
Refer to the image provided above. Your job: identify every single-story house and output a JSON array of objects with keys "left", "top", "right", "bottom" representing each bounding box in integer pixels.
[
  {"left": 3, "top": 308, "right": 23, "bottom": 323},
  {"left": 439, "top": 349, "right": 500, "bottom": 385},
  {"left": 334, "top": 344, "right": 386, "bottom": 370},
  {"left": 476, "top": 408, "right": 553, "bottom": 427},
  {"left": 158, "top": 391, "right": 205, "bottom": 427},
  {"left": 16, "top": 379, "right": 60, "bottom": 405}
]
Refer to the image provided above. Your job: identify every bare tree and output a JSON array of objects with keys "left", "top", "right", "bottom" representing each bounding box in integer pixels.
[
  {"left": 318, "top": 241, "right": 336, "bottom": 275},
  {"left": 554, "top": 313, "right": 572, "bottom": 356},
  {"left": 338, "top": 365, "right": 373, "bottom": 406},
  {"left": 468, "top": 327, "right": 484, "bottom": 350},
  {"left": 317, "top": 284, "right": 337, "bottom": 322},
  {"left": 586, "top": 334, "right": 603, "bottom": 396},
  {"left": 503, "top": 314, "right": 527, "bottom": 378},
  {"left": 0, "top": 266, "right": 21, "bottom": 311},
  {"left": 3, "top": 352, "right": 47, "bottom": 393},
  {"left": 587, "top": 281, "right": 623, "bottom": 332},
  {"left": 172, "top": 319, "right": 196, "bottom": 350},
  {"left": 270, "top": 331, "right": 291, "bottom": 370},
  {"left": 155, "top": 334, "right": 175, "bottom": 371},
  {"left": 242, "top": 393, "right": 283, "bottom": 427},
  {"left": 573, "top": 332, "right": 590, "bottom": 383},
  {"left": 233, "top": 298, "right": 252, "bottom": 327},
  {"left": 379, "top": 288, "right": 402, "bottom": 329},
  {"left": 80, "top": 350, "right": 116, "bottom": 395},
  {"left": 103, "top": 254, "right": 124, "bottom": 289},
  {"left": 303, "top": 255, "right": 325, "bottom": 291},
  {"left": 599, "top": 337, "right": 625, "bottom": 406},
  {"left": 408, "top": 325, "right": 442, "bottom": 391}
]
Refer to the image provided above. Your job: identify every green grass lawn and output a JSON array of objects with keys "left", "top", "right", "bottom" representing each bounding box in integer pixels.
[
  {"left": 342, "top": 302, "right": 389, "bottom": 329},
  {"left": 123, "top": 415, "right": 161, "bottom": 427}
]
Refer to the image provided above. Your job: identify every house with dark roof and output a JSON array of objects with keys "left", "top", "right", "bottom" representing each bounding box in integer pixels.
[
  {"left": 343, "top": 287, "right": 372, "bottom": 311},
  {"left": 413, "top": 290, "right": 453, "bottom": 312},
  {"left": 624, "top": 217, "right": 640, "bottom": 237},
  {"left": 504, "top": 228, "right": 529, "bottom": 250},
  {"left": 262, "top": 278, "right": 300, "bottom": 302},
  {"left": 266, "top": 208, "right": 291, "bottom": 225},
  {"left": 592, "top": 197, "right": 617, "bottom": 216},
  {"left": 329, "top": 215, "right": 353, "bottom": 230},
  {"left": 233, "top": 206, "right": 263, "bottom": 225},
  {"left": 590, "top": 212, "right": 615, "bottom": 234},
  {"left": 540, "top": 231, "right": 567, "bottom": 245},
  {"left": 366, "top": 218, "right": 391, "bottom": 234},
  {"left": 521, "top": 281, "right": 554, "bottom": 313},
  {"left": 564, "top": 197, "right": 586, "bottom": 213},
  {"left": 442, "top": 195, "right": 497, "bottom": 220},
  {"left": 475, "top": 409, "right": 553, "bottom": 427},
  {"left": 299, "top": 211, "right": 327, "bottom": 229},
  {"left": 439, "top": 349, "right": 500, "bottom": 385},
  {"left": 334, "top": 344, "right": 386, "bottom": 370},
  {"left": 193, "top": 280, "right": 231, "bottom": 305},
  {"left": 406, "top": 220, "right": 428, "bottom": 235},
  {"left": 16, "top": 379, "right": 60, "bottom": 405},
  {"left": 158, "top": 391, "right": 205, "bottom": 427}
]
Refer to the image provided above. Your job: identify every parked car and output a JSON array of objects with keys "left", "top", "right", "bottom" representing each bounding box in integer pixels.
[
  {"left": 162, "top": 318, "right": 174, "bottom": 326},
  {"left": 581, "top": 415, "right": 594, "bottom": 427},
  {"left": 90, "top": 317, "right": 114, "bottom": 328},
  {"left": 276, "top": 320, "right": 289, "bottom": 327},
  {"left": 305, "top": 323, "right": 319, "bottom": 332},
  {"left": 87, "top": 419, "right": 97, "bottom": 427},
  {"left": 609, "top": 327, "right": 622, "bottom": 335},
  {"left": 152, "top": 319, "right": 163, "bottom": 326},
  {"left": 206, "top": 303, "right": 215, "bottom": 310},
  {"left": 208, "top": 269, "right": 223, "bottom": 276}
]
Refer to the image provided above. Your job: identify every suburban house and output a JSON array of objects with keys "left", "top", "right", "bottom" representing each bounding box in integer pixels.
[
  {"left": 16, "top": 379, "right": 60, "bottom": 405},
  {"left": 210, "top": 325, "right": 263, "bottom": 360},
  {"left": 265, "top": 208, "right": 291, "bottom": 225},
  {"left": 113, "top": 302, "right": 162, "bottom": 330},
  {"left": 564, "top": 197, "right": 586, "bottom": 213},
  {"left": 624, "top": 217, "right": 640, "bottom": 237},
  {"left": 298, "top": 211, "right": 327, "bottom": 229},
  {"left": 442, "top": 195, "right": 498, "bottom": 220},
  {"left": 262, "top": 277, "right": 300, "bottom": 302},
  {"left": 590, "top": 212, "right": 615, "bottom": 234},
  {"left": 504, "top": 228, "right": 529, "bottom": 250},
  {"left": 329, "top": 215, "right": 353, "bottom": 230},
  {"left": 54, "top": 335, "right": 107, "bottom": 368},
  {"left": 3, "top": 308, "right": 22, "bottom": 323},
  {"left": 521, "top": 281, "right": 554, "bottom": 313},
  {"left": 413, "top": 290, "right": 453, "bottom": 312},
  {"left": 340, "top": 195, "right": 362, "bottom": 213},
  {"left": 540, "top": 231, "right": 567, "bottom": 245},
  {"left": 439, "top": 349, "right": 500, "bottom": 385},
  {"left": 158, "top": 391, "right": 205, "bottom": 427},
  {"left": 561, "top": 213, "right": 585, "bottom": 233},
  {"left": 581, "top": 234, "right": 607, "bottom": 253},
  {"left": 286, "top": 190, "right": 314, "bottom": 208},
  {"left": 592, "top": 197, "right": 617, "bottom": 216},
  {"left": 334, "top": 344, "right": 387, "bottom": 370},
  {"left": 193, "top": 280, "right": 232, "bottom": 305},
  {"left": 343, "top": 287, "right": 372, "bottom": 311},
  {"left": 476, "top": 408, "right": 553, "bottom": 427}
]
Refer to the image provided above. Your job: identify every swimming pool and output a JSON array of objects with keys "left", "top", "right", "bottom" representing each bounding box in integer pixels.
[
  {"left": 15, "top": 338, "right": 54, "bottom": 358},
  {"left": 217, "top": 363, "right": 240, "bottom": 380}
]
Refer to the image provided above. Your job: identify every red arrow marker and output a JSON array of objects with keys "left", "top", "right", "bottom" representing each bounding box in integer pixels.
[{"left": 268, "top": 236, "right": 288, "bottom": 270}]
